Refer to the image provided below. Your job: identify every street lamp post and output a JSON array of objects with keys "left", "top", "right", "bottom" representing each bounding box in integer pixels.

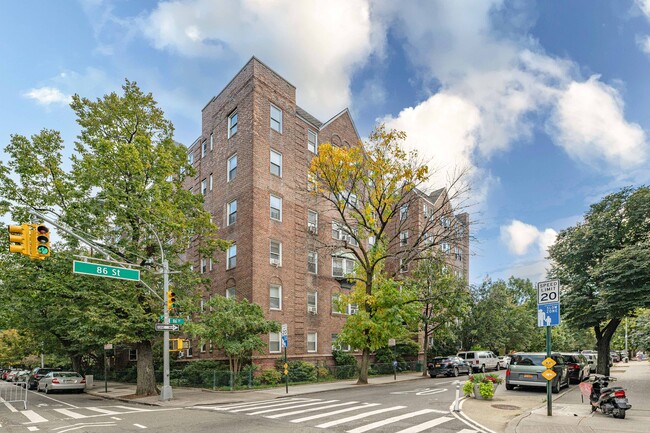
[{"left": 160, "top": 259, "right": 172, "bottom": 401}]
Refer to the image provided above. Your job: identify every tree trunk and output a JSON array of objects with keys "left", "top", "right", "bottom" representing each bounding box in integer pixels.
[
  {"left": 422, "top": 322, "right": 430, "bottom": 377},
  {"left": 595, "top": 319, "right": 621, "bottom": 376},
  {"left": 135, "top": 340, "right": 158, "bottom": 396},
  {"left": 71, "top": 354, "right": 83, "bottom": 373},
  {"left": 357, "top": 348, "right": 370, "bottom": 384}
]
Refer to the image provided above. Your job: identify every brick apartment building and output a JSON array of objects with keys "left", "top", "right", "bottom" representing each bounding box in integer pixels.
[{"left": 183, "top": 57, "right": 469, "bottom": 366}]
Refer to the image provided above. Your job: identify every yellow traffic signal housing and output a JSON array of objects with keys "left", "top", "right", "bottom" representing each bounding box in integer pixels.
[
  {"left": 31, "top": 224, "right": 50, "bottom": 259},
  {"left": 167, "top": 291, "right": 177, "bottom": 311},
  {"left": 8, "top": 224, "right": 31, "bottom": 256},
  {"left": 169, "top": 338, "right": 189, "bottom": 352}
]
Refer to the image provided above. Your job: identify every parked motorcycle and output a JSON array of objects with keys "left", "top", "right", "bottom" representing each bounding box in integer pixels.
[{"left": 589, "top": 375, "right": 631, "bottom": 419}]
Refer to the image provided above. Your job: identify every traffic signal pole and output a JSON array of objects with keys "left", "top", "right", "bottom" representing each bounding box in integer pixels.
[{"left": 160, "top": 259, "right": 173, "bottom": 401}]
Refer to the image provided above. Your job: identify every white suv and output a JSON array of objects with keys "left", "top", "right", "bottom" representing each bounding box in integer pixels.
[{"left": 457, "top": 350, "right": 500, "bottom": 373}]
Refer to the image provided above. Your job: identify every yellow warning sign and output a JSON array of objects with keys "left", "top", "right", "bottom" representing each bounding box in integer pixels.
[
  {"left": 284, "top": 369, "right": 289, "bottom": 375},
  {"left": 541, "top": 369, "right": 557, "bottom": 381},
  {"left": 541, "top": 357, "right": 556, "bottom": 369}
]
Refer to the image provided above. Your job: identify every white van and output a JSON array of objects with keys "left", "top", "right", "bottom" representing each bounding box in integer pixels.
[{"left": 457, "top": 350, "right": 500, "bottom": 373}]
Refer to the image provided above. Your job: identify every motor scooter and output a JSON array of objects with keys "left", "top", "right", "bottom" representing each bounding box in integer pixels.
[{"left": 588, "top": 375, "right": 631, "bottom": 419}]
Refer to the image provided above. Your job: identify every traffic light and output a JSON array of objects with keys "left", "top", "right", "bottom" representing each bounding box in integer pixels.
[
  {"left": 169, "top": 338, "right": 188, "bottom": 352},
  {"left": 167, "top": 291, "right": 177, "bottom": 311},
  {"left": 31, "top": 224, "right": 50, "bottom": 259},
  {"left": 8, "top": 224, "right": 31, "bottom": 256}
]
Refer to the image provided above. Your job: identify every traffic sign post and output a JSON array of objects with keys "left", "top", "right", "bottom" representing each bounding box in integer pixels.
[
  {"left": 73, "top": 260, "right": 140, "bottom": 282},
  {"left": 155, "top": 323, "right": 179, "bottom": 332},
  {"left": 281, "top": 324, "right": 288, "bottom": 394},
  {"left": 538, "top": 279, "right": 560, "bottom": 417}
]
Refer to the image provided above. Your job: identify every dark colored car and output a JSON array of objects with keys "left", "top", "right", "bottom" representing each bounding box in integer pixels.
[
  {"left": 427, "top": 356, "right": 472, "bottom": 378},
  {"left": 27, "top": 367, "right": 61, "bottom": 390},
  {"left": 506, "top": 352, "right": 570, "bottom": 393},
  {"left": 561, "top": 353, "right": 590, "bottom": 383}
]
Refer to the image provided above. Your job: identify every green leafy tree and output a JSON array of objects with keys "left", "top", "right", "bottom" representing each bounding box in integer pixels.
[
  {"left": 548, "top": 186, "right": 650, "bottom": 375},
  {"left": 403, "top": 252, "right": 470, "bottom": 375},
  {"left": 185, "top": 295, "right": 280, "bottom": 377},
  {"left": 309, "top": 124, "right": 468, "bottom": 384}
]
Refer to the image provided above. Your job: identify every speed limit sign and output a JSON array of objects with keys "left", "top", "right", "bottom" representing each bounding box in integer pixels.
[{"left": 537, "top": 280, "right": 560, "bottom": 304}]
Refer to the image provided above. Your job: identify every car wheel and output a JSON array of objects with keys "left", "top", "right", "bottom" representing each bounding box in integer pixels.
[
  {"left": 429, "top": 374, "right": 436, "bottom": 378},
  {"left": 452, "top": 368, "right": 459, "bottom": 377},
  {"left": 495, "top": 363, "right": 500, "bottom": 371},
  {"left": 552, "top": 378, "right": 561, "bottom": 394},
  {"left": 505, "top": 383, "right": 515, "bottom": 391},
  {"left": 44, "top": 385, "right": 50, "bottom": 394},
  {"left": 480, "top": 365, "right": 486, "bottom": 373}
]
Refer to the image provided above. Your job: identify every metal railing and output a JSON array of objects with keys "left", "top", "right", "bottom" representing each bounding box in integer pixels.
[{"left": 0, "top": 381, "right": 28, "bottom": 410}]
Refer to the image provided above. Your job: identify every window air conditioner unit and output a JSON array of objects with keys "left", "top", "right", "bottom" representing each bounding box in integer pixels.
[
  {"left": 308, "top": 225, "right": 317, "bottom": 234},
  {"left": 270, "top": 258, "right": 281, "bottom": 267},
  {"left": 308, "top": 306, "right": 317, "bottom": 314}
]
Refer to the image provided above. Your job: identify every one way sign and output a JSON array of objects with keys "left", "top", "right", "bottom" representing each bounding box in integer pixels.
[{"left": 155, "top": 323, "right": 180, "bottom": 332}]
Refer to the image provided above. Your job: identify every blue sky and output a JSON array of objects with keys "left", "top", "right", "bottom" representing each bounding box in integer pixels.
[{"left": 2, "top": 0, "right": 650, "bottom": 285}]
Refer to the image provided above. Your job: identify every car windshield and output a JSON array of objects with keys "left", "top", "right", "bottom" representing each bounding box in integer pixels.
[
  {"left": 562, "top": 355, "right": 577, "bottom": 362},
  {"left": 57, "top": 372, "right": 82, "bottom": 378},
  {"left": 511, "top": 354, "right": 546, "bottom": 366}
]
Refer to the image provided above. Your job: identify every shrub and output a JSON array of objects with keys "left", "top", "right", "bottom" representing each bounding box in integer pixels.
[
  {"left": 287, "top": 361, "right": 317, "bottom": 382},
  {"left": 258, "top": 368, "right": 281, "bottom": 385},
  {"left": 332, "top": 350, "right": 357, "bottom": 379}
]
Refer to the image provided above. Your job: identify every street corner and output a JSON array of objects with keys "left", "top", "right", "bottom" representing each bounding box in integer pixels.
[{"left": 461, "top": 395, "right": 533, "bottom": 433}]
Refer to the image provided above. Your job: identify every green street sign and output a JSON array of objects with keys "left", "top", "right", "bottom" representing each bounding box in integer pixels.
[
  {"left": 159, "top": 316, "right": 185, "bottom": 325},
  {"left": 73, "top": 260, "right": 140, "bottom": 282}
]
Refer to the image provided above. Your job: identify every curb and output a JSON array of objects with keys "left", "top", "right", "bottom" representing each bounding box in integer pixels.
[
  {"left": 502, "top": 384, "right": 579, "bottom": 433},
  {"left": 85, "top": 390, "right": 163, "bottom": 407}
]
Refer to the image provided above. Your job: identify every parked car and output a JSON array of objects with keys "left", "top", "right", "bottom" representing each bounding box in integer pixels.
[
  {"left": 506, "top": 352, "right": 570, "bottom": 393},
  {"left": 37, "top": 371, "right": 86, "bottom": 394},
  {"left": 582, "top": 353, "right": 598, "bottom": 372},
  {"left": 498, "top": 356, "right": 511, "bottom": 369},
  {"left": 4, "top": 370, "right": 19, "bottom": 382},
  {"left": 427, "top": 356, "right": 472, "bottom": 377},
  {"left": 610, "top": 351, "right": 621, "bottom": 363},
  {"left": 13, "top": 370, "right": 30, "bottom": 384},
  {"left": 561, "top": 353, "right": 590, "bottom": 383},
  {"left": 457, "top": 350, "right": 500, "bottom": 373},
  {"left": 27, "top": 367, "right": 61, "bottom": 390}
]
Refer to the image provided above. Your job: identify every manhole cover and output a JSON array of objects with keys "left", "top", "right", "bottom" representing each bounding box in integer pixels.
[{"left": 491, "top": 404, "right": 520, "bottom": 410}]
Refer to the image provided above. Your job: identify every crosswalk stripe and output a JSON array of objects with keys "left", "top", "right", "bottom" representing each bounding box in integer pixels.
[
  {"left": 21, "top": 410, "right": 48, "bottom": 423},
  {"left": 346, "top": 409, "right": 437, "bottom": 433},
  {"left": 316, "top": 406, "right": 406, "bottom": 428},
  {"left": 53, "top": 408, "right": 86, "bottom": 419},
  {"left": 392, "top": 416, "right": 454, "bottom": 433},
  {"left": 291, "top": 403, "right": 380, "bottom": 423},
  {"left": 230, "top": 399, "right": 320, "bottom": 413},
  {"left": 207, "top": 398, "right": 310, "bottom": 411},
  {"left": 457, "top": 429, "right": 479, "bottom": 433},
  {"left": 266, "top": 401, "right": 359, "bottom": 419},
  {"left": 248, "top": 400, "right": 339, "bottom": 415},
  {"left": 112, "top": 405, "right": 153, "bottom": 412},
  {"left": 85, "top": 407, "right": 121, "bottom": 415}
]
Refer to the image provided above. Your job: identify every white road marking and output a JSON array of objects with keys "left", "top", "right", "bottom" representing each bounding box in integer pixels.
[
  {"left": 85, "top": 407, "right": 121, "bottom": 415},
  {"left": 53, "top": 408, "right": 87, "bottom": 419},
  {"left": 52, "top": 422, "right": 116, "bottom": 433},
  {"left": 2, "top": 401, "right": 18, "bottom": 412},
  {"left": 248, "top": 400, "right": 339, "bottom": 415},
  {"left": 316, "top": 406, "right": 406, "bottom": 428},
  {"left": 21, "top": 410, "right": 48, "bottom": 423},
  {"left": 393, "top": 416, "right": 454, "bottom": 433},
  {"left": 266, "top": 401, "right": 358, "bottom": 419},
  {"left": 230, "top": 399, "right": 320, "bottom": 413},
  {"left": 27, "top": 427, "right": 40, "bottom": 431},
  {"left": 202, "top": 398, "right": 311, "bottom": 411},
  {"left": 290, "top": 403, "right": 380, "bottom": 423},
  {"left": 346, "top": 409, "right": 437, "bottom": 433},
  {"left": 457, "top": 429, "right": 479, "bottom": 433},
  {"left": 133, "top": 424, "right": 147, "bottom": 429},
  {"left": 111, "top": 416, "right": 122, "bottom": 420},
  {"left": 112, "top": 405, "right": 155, "bottom": 412}
]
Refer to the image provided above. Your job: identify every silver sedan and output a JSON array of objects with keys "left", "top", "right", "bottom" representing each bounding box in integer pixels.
[{"left": 37, "top": 371, "right": 86, "bottom": 394}]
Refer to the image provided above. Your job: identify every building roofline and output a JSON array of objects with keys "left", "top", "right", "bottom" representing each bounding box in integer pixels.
[{"left": 320, "top": 108, "right": 360, "bottom": 140}]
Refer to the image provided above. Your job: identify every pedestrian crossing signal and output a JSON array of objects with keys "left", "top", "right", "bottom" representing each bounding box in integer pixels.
[{"left": 169, "top": 339, "right": 188, "bottom": 352}]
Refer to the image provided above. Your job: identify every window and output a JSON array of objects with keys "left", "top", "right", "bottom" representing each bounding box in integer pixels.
[
  {"left": 400, "top": 231, "right": 408, "bottom": 247},
  {"left": 307, "top": 332, "right": 317, "bottom": 352},
  {"left": 332, "top": 293, "right": 341, "bottom": 313},
  {"left": 270, "top": 284, "right": 282, "bottom": 310},
  {"left": 270, "top": 104, "right": 282, "bottom": 133},
  {"left": 201, "top": 257, "right": 207, "bottom": 274},
  {"left": 202, "top": 140, "right": 207, "bottom": 158},
  {"left": 270, "top": 240, "right": 282, "bottom": 266},
  {"left": 332, "top": 334, "right": 351, "bottom": 352},
  {"left": 227, "top": 200, "right": 237, "bottom": 226},
  {"left": 307, "top": 209, "right": 318, "bottom": 233},
  {"left": 227, "top": 154, "right": 237, "bottom": 181},
  {"left": 400, "top": 204, "right": 409, "bottom": 221},
  {"left": 347, "top": 303, "right": 359, "bottom": 315},
  {"left": 441, "top": 242, "right": 450, "bottom": 253},
  {"left": 209, "top": 174, "right": 213, "bottom": 191},
  {"left": 307, "top": 291, "right": 317, "bottom": 313},
  {"left": 226, "top": 285, "right": 235, "bottom": 299},
  {"left": 201, "top": 178, "right": 207, "bottom": 195},
  {"left": 368, "top": 235, "right": 376, "bottom": 246},
  {"left": 331, "top": 222, "right": 358, "bottom": 246},
  {"left": 228, "top": 111, "right": 238, "bottom": 138},
  {"left": 269, "top": 332, "right": 281, "bottom": 353},
  {"left": 270, "top": 149, "right": 282, "bottom": 177},
  {"left": 307, "top": 251, "right": 317, "bottom": 274},
  {"left": 227, "top": 244, "right": 236, "bottom": 269},
  {"left": 423, "top": 203, "right": 429, "bottom": 218},
  {"left": 400, "top": 258, "right": 408, "bottom": 273},
  {"left": 200, "top": 343, "right": 207, "bottom": 353},
  {"left": 441, "top": 216, "right": 451, "bottom": 228},
  {"left": 188, "top": 152, "right": 194, "bottom": 165},
  {"left": 308, "top": 129, "right": 318, "bottom": 153},
  {"left": 455, "top": 246, "right": 463, "bottom": 261},
  {"left": 332, "top": 254, "right": 356, "bottom": 278},
  {"left": 210, "top": 132, "right": 214, "bottom": 151},
  {"left": 270, "top": 194, "right": 282, "bottom": 221},
  {"left": 424, "top": 232, "right": 433, "bottom": 245},
  {"left": 209, "top": 258, "right": 213, "bottom": 271},
  {"left": 307, "top": 173, "right": 317, "bottom": 191},
  {"left": 129, "top": 349, "right": 137, "bottom": 361}
]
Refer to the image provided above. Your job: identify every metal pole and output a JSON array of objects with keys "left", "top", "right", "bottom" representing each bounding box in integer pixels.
[
  {"left": 284, "top": 346, "right": 289, "bottom": 394},
  {"left": 160, "top": 259, "right": 173, "bottom": 401},
  {"left": 625, "top": 318, "right": 628, "bottom": 361},
  {"left": 546, "top": 325, "right": 552, "bottom": 416},
  {"left": 393, "top": 345, "right": 397, "bottom": 380},
  {"left": 104, "top": 349, "right": 108, "bottom": 393},
  {"left": 453, "top": 381, "right": 461, "bottom": 412}
]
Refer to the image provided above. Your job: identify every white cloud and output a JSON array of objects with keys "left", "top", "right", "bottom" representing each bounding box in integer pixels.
[
  {"left": 23, "top": 87, "right": 71, "bottom": 105},
  {"left": 500, "top": 220, "right": 557, "bottom": 256},
  {"left": 638, "top": 35, "right": 650, "bottom": 54},
  {"left": 139, "top": 0, "right": 373, "bottom": 120},
  {"left": 638, "top": 0, "right": 650, "bottom": 17},
  {"left": 548, "top": 76, "right": 647, "bottom": 170}
]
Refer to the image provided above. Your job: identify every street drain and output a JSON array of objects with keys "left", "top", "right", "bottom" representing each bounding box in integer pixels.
[{"left": 491, "top": 404, "right": 520, "bottom": 410}]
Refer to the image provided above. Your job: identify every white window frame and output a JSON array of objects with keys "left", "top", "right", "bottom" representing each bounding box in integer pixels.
[
  {"left": 347, "top": 303, "right": 359, "bottom": 315},
  {"left": 209, "top": 174, "right": 213, "bottom": 191},
  {"left": 227, "top": 154, "right": 237, "bottom": 182},
  {"left": 400, "top": 204, "right": 409, "bottom": 221},
  {"left": 441, "top": 242, "right": 450, "bottom": 253},
  {"left": 201, "top": 257, "right": 207, "bottom": 274},
  {"left": 270, "top": 149, "right": 282, "bottom": 177},
  {"left": 307, "top": 291, "right": 317, "bottom": 314},
  {"left": 202, "top": 140, "right": 207, "bottom": 158},
  {"left": 270, "top": 240, "right": 282, "bottom": 266},
  {"left": 210, "top": 132, "right": 214, "bottom": 151},
  {"left": 227, "top": 200, "right": 237, "bottom": 226},
  {"left": 209, "top": 258, "right": 213, "bottom": 271},
  {"left": 188, "top": 152, "right": 194, "bottom": 165},
  {"left": 332, "top": 254, "right": 355, "bottom": 278},
  {"left": 307, "top": 332, "right": 317, "bottom": 353},
  {"left": 270, "top": 284, "right": 282, "bottom": 310},
  {"left": 331, "top": 293, "right": 341, "bottom": 314},
  {"left": 269, "top": 332, "right": 281, "bottom": 353},
  {"left": 332, "top": 334, "right": 351, "bottom": 352},
  {"left": 270, "top": 194, "right": 282, "bottom": 221},
  {"left": 226, "top": 286, "right": 235, "bottom": 299},
  {"left": 228, "top": 111, "right": 238, "bottom": 138},
  {"left": 129, "top": 349, "right": 138, "bottom": 361},
  {"left": 270, "top": 103, "right": 282, "bottom": 133},
  {"left": 368, "top": 235, "right": 376, "bottom": 246},
  {"left": 201, "top": 178, "right": 207, "bottom": 195},
  {"left": 307, "top": 251, "right": 317, "bottom": 274},
  {"left": 307, "top": 209, "right": 318, "bottom": 234},
  {"left": 227, "top": 244, "right": 237, "bottom": 270},
  {"left": 200, "top": 343, "right": 207, "bottom": 353},
  {"left": 400, "top": 231, "right": 408, "bottom": 247},
  {"left": 400, "top": 258, "right": 408, "bottom": 273},
  {"left": 308, "top": 129, "right": 318, "bottom": 153}
]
